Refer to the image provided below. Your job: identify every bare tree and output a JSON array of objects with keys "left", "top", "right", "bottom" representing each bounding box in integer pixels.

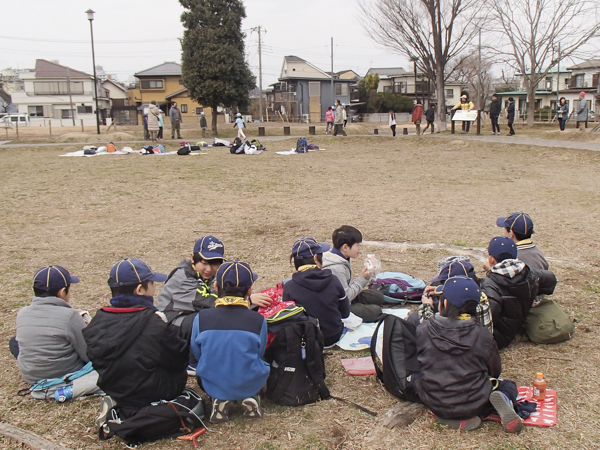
[
  {"left": 360, "top": 0, "right": 485, "bottom": 130},
  {"left": 449, "top": 51, "right": 494, "bottom": 110},
  {"left": 488, "top": 0, "right": 600, "bottom": 127}
]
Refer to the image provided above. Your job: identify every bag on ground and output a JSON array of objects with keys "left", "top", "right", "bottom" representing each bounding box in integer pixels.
[
  {"left": 230, "top": 138, "right": 244, "bottom": 154},
  {"left": 525, "top": 299, "right": 575, "bottom": 344},
  {"left": 263, "top": 316, "right": 330, "bottom": 406},
  {"left": 296, "top": 137, "right": 308, "bottom": 153},
  {"left": 370, "top": 314, "right": 421, "bottom": 402},
  {"left": 369, "top": 271, "right": 426, "bottom": 304},
  {"left": 106, "top": 142, "right": 116, "bottom": 153},
  {"left": 177, "top": 144, "right": 192, "bottom": 155}
]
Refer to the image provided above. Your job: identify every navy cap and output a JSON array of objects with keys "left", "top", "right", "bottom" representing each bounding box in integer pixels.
[
  {"left": 496, "top": 212, "right": 534, "bottom": 236},
  {"left": 33, "top": 265, "right": 80, "bottom": 291},
  {"left": 216, "top": 260, "right": 258, "bottom": 289},
  {"left": 292, "top": 237, "right": 330, "bottom": 260},
  {"left": 430, "top": 260, "right": 476, "bottom": 284},
  {"left": 440, "top": 276, "right": 481, "bottom": 307},
  {"left": 193, "top": 235, "right": 225, "bottom": 261},
  {"left": 108, "top": 258, "right": 168, "bottom": 287},
  {"left": 488, "top": 236, "right": 518, "bottom": 261}
]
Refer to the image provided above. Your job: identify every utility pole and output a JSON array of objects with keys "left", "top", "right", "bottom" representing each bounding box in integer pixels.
[
  {"left": 331, "top": 37, "right": 334, "bottom": 106},
  {"left": 556, "top": 42, "right": 560, "bottom": 110},
  {"left": 478, "top": 28, "right": 482, "bottom": 110},
  {"left": 67, "top": 67, "right": 76, "bottom": 126},
  {"left": 251, "top": 26, "right": 265, "bottom": 122}
]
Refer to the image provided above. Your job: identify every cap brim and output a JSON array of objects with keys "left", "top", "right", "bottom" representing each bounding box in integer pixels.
[
  {"left": 252, "top": 272, "right": 259, "bottom": 282},
  {"left": 148, "top": 272, "right": 168, "bottom": 283},
  {"left": 69, "top": 275, "right": 81, "bottom": 284},
  {"left": 199, "top": 252, "right": 225, "bottom": 261},
  {"left": 496, "top": 216, "right": 507, "bottom": 228},
  {"left": 429, "top": 274, "right": 445, "bottom": 283},
  {"left": 318, "top": 242, "right": 331, "bottom": 253}
]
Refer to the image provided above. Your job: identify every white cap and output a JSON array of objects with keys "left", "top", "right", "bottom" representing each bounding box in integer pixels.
[{"left": 461, "top": 95, "right": 467, "bottom": 99}]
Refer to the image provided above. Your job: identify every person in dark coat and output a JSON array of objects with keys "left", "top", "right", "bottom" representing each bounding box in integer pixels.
[
  {"left": 480, "top": 237, "right": 557, "bottom": 349},
  {"left": 421, "top": 104, "right": 436, "bottom": 134},
  {"left": 489, "top": 94, "right": 501, "bottom": 135},
  {"left": 416, "top": 276, "right": 523, "bottom": 433},
  {"left": 506, "top": 97, "right": 515, "bottom": 135}
]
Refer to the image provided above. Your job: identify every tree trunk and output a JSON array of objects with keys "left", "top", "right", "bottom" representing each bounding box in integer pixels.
[
  {"left": 436, "top": 62, "right": 447, "bottom": 131},
  {"left": 527, "top": 83, "right": 535, "bottom": 127},
  {"left": 211, "top": 104, "right": 218, "bottom": 135}
]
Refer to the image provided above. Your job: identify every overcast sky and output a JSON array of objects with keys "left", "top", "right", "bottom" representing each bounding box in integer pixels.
[{"left": 1, "top": 0, "right": 412, "bottom": 87}]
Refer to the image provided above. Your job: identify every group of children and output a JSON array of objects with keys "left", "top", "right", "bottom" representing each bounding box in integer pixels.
[{"left": 12, "top": 215, "right": 565, "bottom": 442}]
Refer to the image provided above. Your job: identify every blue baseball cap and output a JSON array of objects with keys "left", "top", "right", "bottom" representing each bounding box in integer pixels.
[
  {"left": 108, "top": 258, "right": 168, "bottom": 287},
  {"left": 216, "top": 260, "right": 258, "bottom": 289},
  {"left": 430, "top": 260, "right": 476, "bottom": 284},
  {"left": 193, "top": 235, "right": 225, "bottom": 261},
  {"left": 488, "top": 236, "right": 517, "bottom": 261},
  {"left": 292, "top": 237, "right": 330, "bottom": 260},
  {"left": 439, "top": 276, "right": 481, "bottom": 307},
  {"left": 496, "top": 212, "right": 534, "bottom": 236},
  {"left": 33, "top": 265, "right": 80, "bottom": 291}
]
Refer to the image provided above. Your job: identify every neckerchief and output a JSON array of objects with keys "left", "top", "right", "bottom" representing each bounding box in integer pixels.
[
  {"left": 457, "top": 313, "right": 472, "bottom": 320},
  {"left": 214, "top": 296, "right": 249, "bottom": 308},
  {"left": 298, "top": 264, "right": 318, "bottom": 272},
  {"left": 110, "top": 294, "right": 156, "bottom": 309}
]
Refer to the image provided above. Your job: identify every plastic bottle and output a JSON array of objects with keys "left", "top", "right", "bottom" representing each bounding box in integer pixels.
[
  {"left": 54, "top": 385, "right": 73, "bottom": 403},
  {"left": 533, "top": 372, "right": 547, "bottom": 401}
]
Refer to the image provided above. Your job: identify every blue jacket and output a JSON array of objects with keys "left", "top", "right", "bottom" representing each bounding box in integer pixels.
[{"left": 191, "top": 305, "right": 269, "bottom": 401}]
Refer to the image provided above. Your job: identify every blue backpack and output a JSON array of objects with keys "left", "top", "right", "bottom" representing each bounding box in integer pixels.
[{"left": 369, "top": 272, "right": 426, "bottom": 304}]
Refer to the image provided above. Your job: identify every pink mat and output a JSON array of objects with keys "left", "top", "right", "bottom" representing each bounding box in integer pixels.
[
  {"left": 484, "top": 386, "right": 557, "bottom": 427},
  {"left": 340, "top": 357, "right": 376, "bottom": 376}
]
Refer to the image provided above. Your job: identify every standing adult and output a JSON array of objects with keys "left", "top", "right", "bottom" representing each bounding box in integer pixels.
[
  {"left": 489, "top": 94, "right": 501, "bottom": 135},
  {"left": 506, "top": 97, "right": 515, "bottom": 136},
  {"left": 147, "top": 101, "right": 160, "bottom": 142},
  {"left": 412, "top": 99, "right": 423, "bottom": 136},
  {"left": 422, "top": 104, "right": 436, "bottom": 134},
  {"left": 576, "top": 91, "right": 588, "bottom": 130},
  {"left": 333, "top": 100, "right": 347, "bottom": 136},
  {"left": 343, "top": 104, "right": 348, "bottom": 128},
  {"left": 557, "top": 97, "right": 568, "bottom": 131},
  {"left": 170, "top": 102, "right": 183, "bottom": 139},
  {"left": 325, "top": 107, "right": 335, "bottom": 134},
  {"left": 389, "top": 110, "right": 397, "bottom": 137},
  {"left": 452, "top": 95, "right": 475, "bottom": 134},
  {"left": 199, "top": 111, "right": 208, "bottom": 138},
  {"left": 157, "top": 109, "right": 164, "bottom": 141}
]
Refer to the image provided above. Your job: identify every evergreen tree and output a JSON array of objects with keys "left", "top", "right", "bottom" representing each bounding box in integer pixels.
[{"left": 180, "top": 0, "right": 256, "bottom": 134}]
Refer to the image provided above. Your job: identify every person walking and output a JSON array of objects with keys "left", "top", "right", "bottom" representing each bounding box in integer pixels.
[
  {"left": 506, "top": 97, "right": 515, "bottom": 136},
  {"left": 576, "top": 91, "right": 588, "bottom": 130},
  {"left": 389, "top": 110, "right": 397, "bottom": 137},
  {"left": 557, "top": 97, "right": 568, "bottom": 131},
  {"left": 234, "top": 113, "right": 246, "bottom": 140},
  {"left": 412, "top": 99, "right": 423, "bottom": 135},
  {"left": 422, "top": 104, "right": 436, "bottom": 134},
  {"left": 333, "top": 100, "right": 347, "bottom": 136},
  {"left": 200, "top": 111, "right": 208, "bottom": 138},
  {"left": 325, "top": 107, "right": 335, "bottom": 134},
  {"left": 147, "top": 101, "right": 160, "bottom": 142},
  {"left": 489, "top": 94, "right": 501, "bottom": 135},
  {"left": 170, "top": 102, "right": 183, "bottom": 139}
]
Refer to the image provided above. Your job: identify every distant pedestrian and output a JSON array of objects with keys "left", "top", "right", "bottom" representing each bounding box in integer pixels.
[
  {"left": 576, "top": 91, "right": 588, "bottom": 130},
  {"left": 143, "top": 113, "right": 149, "bottom": 140},
  {"left": 412, "top": 99, "right": 423, "bottom": 135},
  {"left": 343, "top": 104, "right": 348, "bottom": 128},
  {"left": 200, "top": 111, "right": 208, "bottom": 138},
  {"left": 325, "top": 107, "right": 334, "bottom": 134},
  {"left": 489, "top": 94, "right": 501, "bottom": 135},
  {"left": 333, "top": 100, "right": 347, "bottom": 136},
  {"left": 452, "top": 95, "right": 475, "bottom": 134},
  {"left": 506, "top": 97, "right": 515, "bottom": 136},
  {"left": 170, "top": 102, "right": 183, "bottom": 139},
  {"left": 557, "top": 97, "right": 568, "bottom": 131},
  {"left": 234, "top": 113, "right": 246, "bottom": 140},
  {"left": 389, "top": 110, "right": 397, "bottom": 137},
  {"left": 157, "top": 109, "right": 164, "bottom": 141},
  {"left": 147, "top": 100, "right": 160, "bottom": 142},
  {"left": 422, "top": 104, "right": 436, "bottom": 134}
]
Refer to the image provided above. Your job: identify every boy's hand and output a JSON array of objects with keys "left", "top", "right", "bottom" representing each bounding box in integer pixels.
[
  {"left": 361, "top": 266, "right": 372, "bottom": 279},
  {"left": 482, "top": 259, "right": 492, "bottom": 272},
  {"left": 250, "top": 293, "right": 272, "bottom": 308}
]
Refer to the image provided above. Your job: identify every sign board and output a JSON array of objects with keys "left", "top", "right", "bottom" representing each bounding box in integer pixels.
[{"left": 452, "top": 110, "right": 478, "bottom": 121}]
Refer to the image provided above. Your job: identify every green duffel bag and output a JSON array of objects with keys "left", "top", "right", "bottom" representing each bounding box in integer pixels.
[{"left": 525, "top": 299, "right": 574, "bottom": 344}]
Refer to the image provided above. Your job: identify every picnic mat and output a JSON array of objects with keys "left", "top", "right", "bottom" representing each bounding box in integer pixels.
[
  {"left": 335, "top": 308, "right": 410, "bottom": 351},
  {"left": 484, "top": 386, "right": 557, "bottom": 427},
  {"left": 340, "top": 356, "right": 376, "bottom": 376}
]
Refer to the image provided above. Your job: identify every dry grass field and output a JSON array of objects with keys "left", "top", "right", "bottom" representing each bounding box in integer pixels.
[{"left": 0, "top": 132, "right": 599, "bottom": 449}]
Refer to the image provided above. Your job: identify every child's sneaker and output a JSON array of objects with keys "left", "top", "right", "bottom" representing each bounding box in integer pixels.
[
  {"left": 186, "top": 365, "right": 197, "bottom": 377},
  {"left": 489, "top": 391, "right": 523, "bottom": 433},
  {"left": 241, "top": 395, "right": 263, "bottom": 419},
  {"left": 209, "top": 398, "right": 231, "bottom": 423},
  {"left": 95, "top": 396, "right": 117, "bottom": 428},
  {"left": 435, "top": 415, "right": 481, "bottom": 431}
]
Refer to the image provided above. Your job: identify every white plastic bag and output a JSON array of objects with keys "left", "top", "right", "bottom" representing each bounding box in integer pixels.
[{"left": 364, "top": 254, "right": 381, "bottom": 275}]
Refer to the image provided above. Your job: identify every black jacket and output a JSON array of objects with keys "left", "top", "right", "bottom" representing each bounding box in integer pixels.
[
  {"left": 83, "top": 306, "right": 188, "bottom": 409},
  {"left": 416, "top": 315, "right": 501, "bottom": 419},
  {"left": 425, "top": 107, "right": 435, "bottom": 122},
  {"left": 480, "top": 266, "right": 556, "bottom": 349},
  {"left": 489, "top": 99, "right": 501, "bottom": 117},
  {"left": 506, "top": 102, "right": 515, "bottom": 121},
  {"left": 283, "top": 268, "right": 350, "bottom": 343}
]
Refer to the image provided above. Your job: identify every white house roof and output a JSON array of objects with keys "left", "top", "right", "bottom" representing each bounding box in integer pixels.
[
  {"left": 566, "top": 59, "right": 600, "bottom": 71},
  {"left": 102, "top": 79, "right": 127, "bottom": 93},
  {"left": 280, "top": 55, "right": 331, "bottom": 80},
  {"left": 135, "top": 62, "right": 182, "bottom": 77},
  {"left": 366, "top": 67, "right": 409, "bottom": 77}
]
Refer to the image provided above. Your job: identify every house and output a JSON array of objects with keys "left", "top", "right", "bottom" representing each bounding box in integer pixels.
[
  {"left": 11, "top": 59, "right": 109, "bottom": 126},
  {"left": 129, "top": 62, "right": 214, "bottom": 123},
  {"left": 102, "top": 78, "right": 128, "bottom": 107},
  {"left": 268, "top": 56, "right": 354, "bottom": 122},
  {"left": 0, "top": 87, "right": 11, "bottom": 114}
]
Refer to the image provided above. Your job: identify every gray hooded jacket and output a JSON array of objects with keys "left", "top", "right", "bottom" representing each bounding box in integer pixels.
[{"left": 321, "top": 250, "right": 368, "bottom": 302}]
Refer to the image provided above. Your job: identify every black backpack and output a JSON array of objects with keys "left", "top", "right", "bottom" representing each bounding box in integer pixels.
[
  {"left": 263, "top": 317, "right": 330, "bottom": 406},
  {"left": 295, "top": 137, "right": 308, "bottom": 153},
  {"left": 100, "top": 388, "right": 205, "bottom": 446},
  {"left": 230, "top": 137, "right": 244, "bottom": 154},
  {"left": 177, "top": 144, "right": 192, "bottom": 155},
  {"left": 370, "top": 314, "right": 421, "bottom": 403}
]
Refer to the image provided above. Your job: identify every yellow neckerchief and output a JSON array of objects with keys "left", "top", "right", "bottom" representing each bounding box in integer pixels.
[
  {"left": 516, "top": 238, "right": 532, "bottom": 246},
  {"left": 457, "top": 313, "right": 472, "bottom": 320},
  {"left": 298, "top": 264, "right": 318, "bottom": 272},
  {"left": 214, "top": 296, "right": 249, "bottom": 308}
]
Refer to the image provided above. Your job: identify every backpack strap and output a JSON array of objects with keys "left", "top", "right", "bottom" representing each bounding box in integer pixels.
[
  {"left": 302, "top": 323, "right": 330, "bottom": 400},
  {"left": 370, "top": 316, "right": 386, "bottom": 383},
  {"left": 266, "top": 325, "right": 297, "bottom": 402}
]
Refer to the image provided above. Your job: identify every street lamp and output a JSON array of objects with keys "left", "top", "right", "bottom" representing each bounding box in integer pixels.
[{"left": 86, "top": 9, "right": 100, "bottom": 134}]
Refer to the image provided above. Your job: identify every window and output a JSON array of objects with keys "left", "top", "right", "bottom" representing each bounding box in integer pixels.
[
  {"left": 309, "top": 82, "right": 320, "bottom": 97},
  {"left": 446, "top": 89, "right": 454, "bottom": 99},
  {"left": 393, "top": 82, "right": 404, "bottom": 94},
  {"left": 564, "top": 78, "right": 570, "bottom": 86},
  {"left": 28, "top": 106, "right": 43, "bottom": 117},
  {"left": 61, "top": 110, "right": 73, "bottom": 119},
  {"left": 33, "top": 81, "right": 84, "bottom": 95},
  {"left": 335, "top": 83, "right": 348, "bottom": 96},
  {"left": 181, "top": 104, "right": 188, "bottom": 113},
  {"left": 383, "top": 86, "right": 391, "bottom": 93},
  {"left": 575, "top": 74, "right": 584, "bottom": 88},
  {"left": 140, "top": 79, "right": 164, "bottom": 89},
  {"left": 77, "top": 105, "right": 93, "bottom": 114},
  {"left": 196, "top": 107, "right": 203, "bottom": 114},
  {"left": 545, "top": 77, "right": 553, "bottom": 90}
]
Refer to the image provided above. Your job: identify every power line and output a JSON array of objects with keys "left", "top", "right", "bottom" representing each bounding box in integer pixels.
[{"left": 0, "top": 35, "right": 180, "bottom": 44}]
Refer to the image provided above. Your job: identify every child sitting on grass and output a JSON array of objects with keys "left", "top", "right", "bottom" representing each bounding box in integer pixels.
[
  {"left": 283, "top": 237, "right": 350, "bottom": 346},
  {"left": 191, "top": 260, "right": 270, "bottom": 424},
  {"left": 416, "top": 276, "right": 522, "bottom": 433},
  {"left": 322, "top": 225, "right": 384, "bottom": 322}
]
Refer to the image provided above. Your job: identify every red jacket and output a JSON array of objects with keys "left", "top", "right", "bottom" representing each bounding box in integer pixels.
[
  {"left": 325, "top": 110, "right": 335, "bottom": 122},
  {"left": 412, "top": 104, "right": 423, "bottom": 122}
]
